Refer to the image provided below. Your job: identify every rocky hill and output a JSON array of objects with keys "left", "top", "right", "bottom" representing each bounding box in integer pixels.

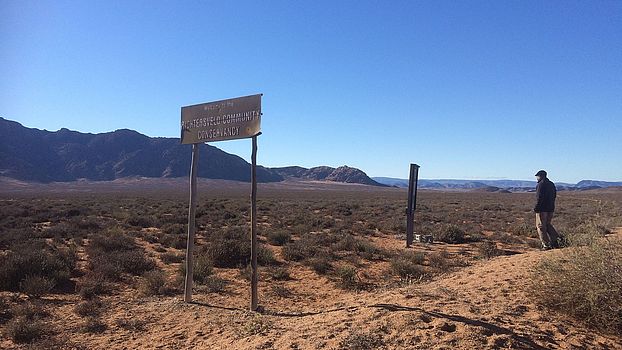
[
  {"left": 0, "top": 118, "right": 384, "bottom": 186},
  {"left": 0, "top": 118, "right": 282, "bottom": 183},
  {"left": 272, "top": 165, "right": 385, "bottom": 186}
]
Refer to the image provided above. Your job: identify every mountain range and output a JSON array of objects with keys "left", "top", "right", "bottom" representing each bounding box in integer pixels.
[
  {"left": 372, "top": 177, "right": 622, "bottom": 191},
  {"left": 0, "top": 118, "right": 381, "bottom": 186},
  {"left": 1, "top": 117, "right": 619, "bottom": 190}
]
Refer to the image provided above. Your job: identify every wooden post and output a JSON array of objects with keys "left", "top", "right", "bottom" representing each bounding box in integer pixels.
[
  {"left": 406, "top": 164, "right": 420, "bottom": 247},
  {"left": 184, "top": 143, "right": 200, "bottom": 302},
  {"left": 250, "top": 135, "right": 259, "bottom": 311}
]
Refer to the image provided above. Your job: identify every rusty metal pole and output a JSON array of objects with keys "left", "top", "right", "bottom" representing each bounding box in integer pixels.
[
  {"left": 406, "top": 164, "right": 420, "bottom": 247},
  {"left": 184, "top": 143, "right": 200, "bottom": 302},
  {"left": 250, "top": 135, "right": 259, "bottom": 311}
]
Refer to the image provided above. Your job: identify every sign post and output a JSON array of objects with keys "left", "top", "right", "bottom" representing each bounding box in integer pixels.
[
  {"left": 250, "top": 134, "right": 259, "bottom": 311},
  {"left": 406, "top": 163, "right": 420, "bottom": 247},
  {"left": 184, "top": 143, "right": 199, "bottom": 302},
  {"left": 181, "top": 94, "right": 262, "bottom": 311}
]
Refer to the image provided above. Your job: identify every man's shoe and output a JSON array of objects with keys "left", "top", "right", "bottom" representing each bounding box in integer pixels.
[{"left": 540, "top": 246, "right": 552, "bottom": 251}]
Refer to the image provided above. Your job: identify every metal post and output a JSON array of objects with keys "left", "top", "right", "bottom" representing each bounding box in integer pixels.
[
  {"left": 184, "top": 143, "right": 200, "bottom": 302},
  {"left": 406, "top": 163, "right": 420, "bottom": 247},
  {"left": 250, "top": 135, "right": 259, "bottom": 311}
]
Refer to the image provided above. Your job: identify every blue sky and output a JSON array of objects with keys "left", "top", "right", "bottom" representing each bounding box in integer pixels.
[{"left": 1, "top": 1, "right": 621, "bottom": 182}]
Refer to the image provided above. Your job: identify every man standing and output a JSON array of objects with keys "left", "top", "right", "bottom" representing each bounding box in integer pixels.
[{"left": 534, "top": 170, "right": 559, "bottom": 250}]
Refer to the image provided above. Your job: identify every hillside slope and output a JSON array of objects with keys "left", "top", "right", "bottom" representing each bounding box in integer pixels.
[{"left": 0, "top": 118, "right": 282, "bottom": 183}]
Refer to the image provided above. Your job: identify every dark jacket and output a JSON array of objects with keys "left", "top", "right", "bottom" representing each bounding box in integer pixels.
[{"left": 534, "top": 178, "right": 556, "bottom": 213}]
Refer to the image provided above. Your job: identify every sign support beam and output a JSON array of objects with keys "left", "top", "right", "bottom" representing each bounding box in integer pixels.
[
  {"left": 406, "top": 163, "right": 420, "bottom": 247},
  {"left": 250, "top": 134, "right": 259, "bottom": 311},
  {"left": 184, "top": 143, "right": 200, "bottom": 302}
]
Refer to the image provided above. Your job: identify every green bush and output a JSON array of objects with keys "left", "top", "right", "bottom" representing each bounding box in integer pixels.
[{"left": 531, "top": 239, "right": 622, "bottom": 335}]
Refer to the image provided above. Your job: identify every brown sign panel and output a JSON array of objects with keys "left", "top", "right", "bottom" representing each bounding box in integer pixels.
[{"left": 181, "top": 94, "right": 261, "bottom": 144}]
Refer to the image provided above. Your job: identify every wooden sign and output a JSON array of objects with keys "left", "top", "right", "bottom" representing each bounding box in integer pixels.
[{"left": 181, "top": 94, "right": 262, "bottom": 144}]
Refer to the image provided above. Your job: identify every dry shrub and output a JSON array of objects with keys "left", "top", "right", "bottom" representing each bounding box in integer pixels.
[
  {"left": 4, "top": 317, "right": 47, "bottom": 343},
  {"left": 336, "top": 266, "right": 360, "bottom": 290},
  {"left": 178, "top": 254, "right": 213, "bottom": 285},
  {"left": 434, "top": 225, "right": 465, "bottom": 244},
  {"left": 478, "top": 241, "right": 501, "bottom": 259},
  {"left": 0, "top": 246, "right": 75, "bottom": 293},
  {"left": 20, "top": 276, "right": 55, "bottom": 298},
  {"left": 338, "top": 330, "right": 384, "bottom": 350},
  {"left": 269, "top": 267, "right": 291, "bottom": 281},
  {"left": 5, "top": 302, "right": 48, "bottom": 343},
  {"left": 266, "top": 230, "right": 291, "bottom": 246},
  {"left": 160, "top": 251, "right": 184, "bottom": 264},
  {"left": 308, "top": 257, "right": 332, "bottom": 274},
  {"left": 81, "top": 317, "right": 107, "bottom": 333},
  {"left": 564, "top": 221, "right": 611, "bottom": 247},
  {"left": 77, "top": 273, "right": 112, "bottom": 299},
  {"left": 428, "top": 250, "right": 451, "bottom": 271},
  {"left": 390, "top": 251, "right": 426, "bottom": 279},
  {"left": 74, "top": 299, "right": 103, "bottom": 317},
  {"left": 202, "top": 226, "right": 251, "bottom": 267},
  {"left": 203, "top": 276, "right": 227, "bottom": 293},
  {"left": 139, "top": 270, "right": 171, "bottom": 296},
  {"left": 531, "top": 238, "right": 622, "bottom": 335}
]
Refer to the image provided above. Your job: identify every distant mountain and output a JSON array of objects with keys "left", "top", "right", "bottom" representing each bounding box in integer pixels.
[
  {"left": 373, "top": 177, "right": 622, "bottom": 191},
  {"left": 0, "top": 117, "right": 282, "bottom": 183},
  {"left": 575, "top": 180, "right": 622, "bottom": 188},
  {"left": 0, "top": 118, "right": 384, "bottom": 187},
  {"left": 272, "top": 165, "right": 385, "bottom": 186}
]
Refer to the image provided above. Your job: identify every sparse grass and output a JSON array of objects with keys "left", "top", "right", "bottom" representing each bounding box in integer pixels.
[{"left": 531, "top": 238, "right": 622, "bottom": 335}]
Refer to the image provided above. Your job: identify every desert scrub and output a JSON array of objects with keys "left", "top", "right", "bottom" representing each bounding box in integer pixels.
[
  {"left": 265, "top": 229, "right": 291, "bottom": 246},
  {"left": 477, "top": 241, "right": 501, "bottom": 259},
  {"left": 139, "top": 270, "right": 171, "bottom": 296},
  {"left": 5, "top": 302, "right": 49, "bottom": 343},
  {"left": 391, "top": 251, "right": 426, "bottom": 280},
  {"left": 434, "top": 225, "right": 466, "bottom": 244},
  {"left": 338, "top": 329, "right": 384, "bottom": 350},
  {"left": 336, "top": 266, "right": 360, "bottom": 290},
  {"left": 531, "top": 238, "right": 622, "bottom": 335},
  {"left": 0, "top": 244, "right": 76, "bottom": 293}
]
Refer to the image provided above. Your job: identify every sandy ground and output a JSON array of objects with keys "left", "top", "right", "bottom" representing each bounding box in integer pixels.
[{"left": 2, "top": 230, "right": 620, "bottom": 350}]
